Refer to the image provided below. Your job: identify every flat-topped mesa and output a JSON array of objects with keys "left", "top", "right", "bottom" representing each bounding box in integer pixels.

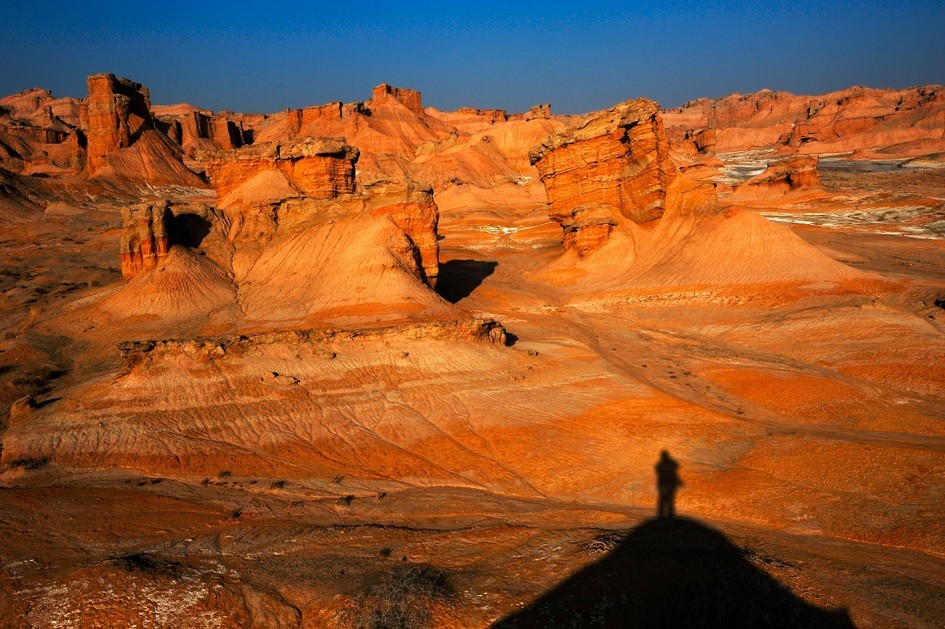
[
  {"left": 120, "top": 200, "right": 169, "bottom": 278},
  {"left": 372, "top": 84, "right": 423, "bottom": 114},
  {"left": 201, "top": 136, "right": 360, "bottom": 199},
  {"left": 83, "top": 73, "right": 155, "bottom": 175},
  {"left": 530, "top": 98, "right": 678, "bottom": 252}
]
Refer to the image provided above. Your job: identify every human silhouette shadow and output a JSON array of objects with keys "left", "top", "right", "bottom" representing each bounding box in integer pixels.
[
  {"left": 495, "top": 516, "right": 854, "bottom": 628},
  {"left": 655, "top": 450, "right": 681, "bottom": 519}
]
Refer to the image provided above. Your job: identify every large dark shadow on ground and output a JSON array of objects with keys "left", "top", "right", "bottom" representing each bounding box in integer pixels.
[
  {"left": 167, "top": 212, "right": 212, "bottom": 248},
  {"left": 436, "top": 259, "right": 497, "bottom": 303},
  {"left": 495, "top": 516, "right": 854, "bottom": 628}
]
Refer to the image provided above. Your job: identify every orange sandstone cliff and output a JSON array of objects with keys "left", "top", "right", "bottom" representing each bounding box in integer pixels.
[{"left": 529, "top": 98, "right": 677, "bottom": 254}]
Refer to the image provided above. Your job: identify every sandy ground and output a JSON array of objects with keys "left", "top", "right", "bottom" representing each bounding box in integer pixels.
[{"left": 1, "top": 162, "right": 944, "bottom": 626}]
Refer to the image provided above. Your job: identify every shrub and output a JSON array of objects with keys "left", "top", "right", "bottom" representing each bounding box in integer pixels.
[{"left": 340, "top": 564, "right": 454, "bottom": 629}]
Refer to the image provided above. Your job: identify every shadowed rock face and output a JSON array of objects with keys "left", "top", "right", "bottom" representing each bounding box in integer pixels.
[
  {"left": 530, "top": 99, "right": 678, "bottom": 252},
  {"left": 120, "top": 200, "right": 170, "bottom": 278}
]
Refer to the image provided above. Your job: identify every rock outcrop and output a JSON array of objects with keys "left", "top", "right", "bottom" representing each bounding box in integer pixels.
[
  {"left": 730, "top": 155, "right": 822, "bottom": 201},
  {"left": 120, "top": 200, "right": 170, "bottom": 278},
  {"left": 372, "top": 83, "right": 424, "bottom": 114},
  {"left": 202, "top": 136, "right": 359, "bottom": 199},
  {"left": 664, "top": 85, "right": 945, "bottom": 157},
  {"left": 80, "top": 74, "right": 206, "bottom": 186},
  {"left": 0, "top": 88, "right": 85, "bottom": 176},
  {"left": 753, "top": 155, "right": 821, "bottom": 190},
  {"left": 530, "top": 98, "right": 677, "bottom": 252},
  {"left": 83, "top": 73, "right": 155, "bottom": 175},
  {"left": 153, "top": 105, "right": 256, "bottom": 154},
  {"left": 363, "top": 179, "right": 440, "bottom": 286}
]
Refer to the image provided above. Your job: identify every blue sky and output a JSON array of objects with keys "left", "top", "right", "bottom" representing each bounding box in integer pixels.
[{"left": 1, "top": 1, "right": 942, "bottom": 114}]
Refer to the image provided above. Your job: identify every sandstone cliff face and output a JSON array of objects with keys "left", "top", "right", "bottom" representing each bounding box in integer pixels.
[
  {"left": 153, "top": 105, "right": 254, "bottom": 154},
  {"left": 83, "top": 74, "right": 154, "bottom": 175},
  {"left": 202, "top": 136, "right": 359, "bottom": 199},
  {"left": 0, "top": 88, "right": 85, "bottom": 176},
  {"left": 372, "top": 83, "right": 424, "bottom": 114},
  {"left": 530, "top": 98, "right": 677, "bottom": 252},
  {"left": 363, "top": 179, "right": 440, "bottom": 286},
  {"left": 80, "top": 74, "right": 207, "bottom": 186},
  {"left": 120, "top": 200, "right": 170, "bottom": 278}
]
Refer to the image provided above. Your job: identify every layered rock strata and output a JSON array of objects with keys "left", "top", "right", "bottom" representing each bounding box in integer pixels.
[
  {"left": 530, "top": 98, "right": 678, "bottom": 252},
  {"left": 82, "top": 73, "right": 155, "bottom": 175},
  {"left": 363, "top": 179, "right": 440, "bottom": 286},
  {"left": 119, "top": 200, "right": 170, "bottom": 278},
  {"left": 372, "top": 83, "right": 424, "bottom": 114},
  {"left": 202, "top": 137, "right": 359, "bottom": 199},
  {"left": 664, "top": 85, "right": 945, "bottom": 156},
  {"left": 736, "top": 155, "right": 822, "bottom": 196}
]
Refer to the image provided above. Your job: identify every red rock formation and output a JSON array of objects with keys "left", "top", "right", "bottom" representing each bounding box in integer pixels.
[
  {"left": 0, "top": 88, "right": 85, "bottom": 176},
  {"left": 530, "top": 98, "right": 678, "bottom": 252},
  {"left": 83, "top": 73, "right": 155, "bottom": 175},
  {"left": 663, "top": 85, "right": 945, "bottom": 156},
  {"left": 557, "top": 204, "right": 619, "bottom": 257},
  {"left": 202, "top": 136, "right": 359, "bottom": 199},
  {"left": 363, "top": 179, "right": 440, "bottom": 286},
  {"left": 738, "top": 155, "right": 821, "bottom": 195},
  {"left": 153, "top": 106, "right": 256, "bottom": 155},
  {"left": 680, "top": 128, "right": 716, "bottom": 156},
  {"left": 120, "top": 200, "right": 170, "bottom": 278},
  {"left": 79, "top": 74, "right": 206, "bottom": 186},
  {"left": 372, "top": 83, "right": 424, "bottom": 114}
]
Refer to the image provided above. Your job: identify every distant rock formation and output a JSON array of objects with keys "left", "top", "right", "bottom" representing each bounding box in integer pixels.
[
  {"left": 530, "top": 98, "right": 677, "bottom": 253},
  {"left": 372, "top": 83, "right": 424, "bottom": 114},
  {"left": 202, "top": 136, "right": 359, "bottom": 199},
  {"left": 751, "top": 155, "right": 821, "bottom": 190},
  {"left": 83, "top": 73, "right": 155, "bottom": 175},
  {"left": 664, "top": 85, "right": 945, "bottom": 156},
  {"left": 120, "top": 200, "right": 170, "bottom": 278},
  {"left": 80, "top": 73, "right": 206, "bottom": 186},
  {"left": 151, "top": 104, "right": 261, "bottom": 155},
  {"left": 676, "top": 127, "right": 717, "bottom": 159},
  {"left": 0, "top": 88, "right": 85, "bottom": 176},
  {"left": 729, "top": 156, "right": 822, "bottom": 202}
]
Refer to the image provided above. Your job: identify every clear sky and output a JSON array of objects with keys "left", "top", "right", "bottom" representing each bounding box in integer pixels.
[{"left": 1, "top": 1, "right": 942, "bottom": 114}]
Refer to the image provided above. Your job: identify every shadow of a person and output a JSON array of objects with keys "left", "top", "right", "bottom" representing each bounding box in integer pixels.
[{"left": 655, "top": 450, "right": 681, "bottom": 518}]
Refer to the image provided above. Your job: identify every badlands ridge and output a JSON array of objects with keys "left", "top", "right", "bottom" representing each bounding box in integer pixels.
[{"left": 0, "top": 74, "right": 943, "bottom": 626}]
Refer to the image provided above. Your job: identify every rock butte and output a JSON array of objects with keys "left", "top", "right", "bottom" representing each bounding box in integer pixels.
[{"left": 0, "top": 74, "right": 943, "bottom": 627}]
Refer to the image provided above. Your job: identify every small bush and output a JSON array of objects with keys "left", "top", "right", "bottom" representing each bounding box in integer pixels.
[
  {"left": 340, "top": 564, "right": 454, "bottom": 629},
  {"left": 583, "top": 532, "right": 623, "bottom": 556}
]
